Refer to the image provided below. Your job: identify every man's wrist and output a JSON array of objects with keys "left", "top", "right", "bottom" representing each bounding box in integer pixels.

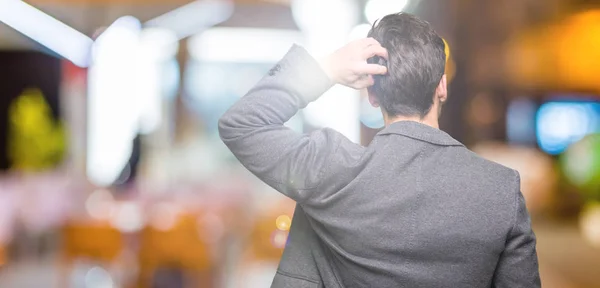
[
  {"left": 318, "top": 55, "right": 337, "bottom": 84},
  {"left": 280, "top": 45, "right": 336, "bottom": 104}
]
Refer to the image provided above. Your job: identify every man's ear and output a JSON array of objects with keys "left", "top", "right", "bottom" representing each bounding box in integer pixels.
[
  {"left": 368, "top": 90, "right": 380, "bottom": 107},
  {"left": 436, "top": 74, "right": 448, "bottom": 103}
]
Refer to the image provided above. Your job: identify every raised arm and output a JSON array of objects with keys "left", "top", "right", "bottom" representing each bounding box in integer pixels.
[{"left": 218, "top": 39, "right": 387, "bottom": 203}]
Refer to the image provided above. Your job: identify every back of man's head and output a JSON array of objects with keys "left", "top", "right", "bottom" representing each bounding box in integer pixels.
[{"left": 367, "top": 13, "right": 446, "bottom": 118}]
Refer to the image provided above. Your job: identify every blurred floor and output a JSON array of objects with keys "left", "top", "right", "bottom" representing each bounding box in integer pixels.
[{"left": 535, "top": 219, "right": 600, "bottom": 288}]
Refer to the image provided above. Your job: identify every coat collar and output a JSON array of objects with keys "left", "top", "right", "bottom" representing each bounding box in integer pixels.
[{"left": 376, "top": 121, "right": 464, "bottom": 147}]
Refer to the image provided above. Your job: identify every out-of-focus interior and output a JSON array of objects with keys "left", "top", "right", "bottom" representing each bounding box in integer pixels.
[{"left": 0, "top": 0, "right": 599, "bottom": 287}]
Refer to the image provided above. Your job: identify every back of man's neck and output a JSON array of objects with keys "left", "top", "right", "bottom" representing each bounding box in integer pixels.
[{"left": 385, "top": 115, "right": 439, "bottom": 129}]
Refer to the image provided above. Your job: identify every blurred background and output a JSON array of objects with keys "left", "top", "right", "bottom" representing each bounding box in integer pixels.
[{"left": 0, "top": 0, "right": 599, "bottom": 287}]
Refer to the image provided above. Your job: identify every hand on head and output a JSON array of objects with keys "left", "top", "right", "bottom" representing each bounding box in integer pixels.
[{"left": 320, "top": 38, "right": 388, "bottom": 90}]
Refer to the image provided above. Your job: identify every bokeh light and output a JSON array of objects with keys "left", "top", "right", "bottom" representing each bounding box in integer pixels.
[
  {"left": 270, "top": 230, "right": 288, "bottom": 249},
  {"left": 580, "top": 202, "right": 600, "bottom": 248},
  {"left": 561, "top": 134, "right": 600, "bottom": 199},
  {"left": 149, "top": 202, "right": 180, "bottom": 231},
  {"left": 359, "top": 95, "right": 384, "bottom": 129},
  {"left": 85, "top": 189, "right": 115, "bottom": 220},
  {"left": 275, "top": 215, "right": 291, "bottom": 231},
  {"left": 536, "top": 101, "right": 600, "bottom": 155},
  {"left": 84, "top": 266, "right": 114, "bottom": 288},
  {"left": 109, "top": 202, "right": 144, "bottom": 233}
]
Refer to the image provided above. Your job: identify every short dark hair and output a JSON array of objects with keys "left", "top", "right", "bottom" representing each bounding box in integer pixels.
[{"left": 367, "top": 13, "right": 446, "bottom": 118}]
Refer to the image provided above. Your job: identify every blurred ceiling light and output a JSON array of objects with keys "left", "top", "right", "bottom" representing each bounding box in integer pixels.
[
  {"left": 135, "top": 28, "right": 177, "bottom": 135},
  {"left": 365, "top": 0, "right": 410, "bottom": 24},
  {"left": 188, "top": 28, "right": 304, "bottom": 62},
  {"left": 88, "top": 19, "right": 175, "bottom": 187},
  {"left": 145, "top": 0, "right": 234, "bottom": 40},
  {"left": 87, "top": 16, "right": 142, "bottom": 187},
  {"left": 138, "top": 27, "right": 179, "bottom": 62},
  {"left": 95, "top": 15, "right": 141, "bottom": 44},
  {"left": 0, "top": 0, "right": 93, "bottom": 67}
]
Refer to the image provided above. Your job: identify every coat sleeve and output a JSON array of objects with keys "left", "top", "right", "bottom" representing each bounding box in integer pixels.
[{"left": 218, "top": 45, "right": 348, "bottom": 204}]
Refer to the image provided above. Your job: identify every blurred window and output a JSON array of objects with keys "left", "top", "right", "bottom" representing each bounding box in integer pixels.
[
  {"left": 185, "top": 28, "right": 305, "bottom": 136},
  {"left": 507, "top": 98, "right": 538, "bottom": 145}
]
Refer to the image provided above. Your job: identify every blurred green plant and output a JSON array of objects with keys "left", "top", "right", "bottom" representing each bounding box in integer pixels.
[
  {"left": 7, "top": 88, "right": 66, "bottom": 171},
  {"left": 561, "top": 134, "right": 600, "bottom": 201}
]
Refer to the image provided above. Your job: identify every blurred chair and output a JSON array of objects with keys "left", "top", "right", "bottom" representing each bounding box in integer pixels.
[
  {"left": 60, "top": 221, "right": 124, "bottom": 287},
  {"left": 137, "top": 212, "right": 213, "bottom": 288},
  {"left": 0, "top": 243, "right": 5, "bottom": 268}
]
